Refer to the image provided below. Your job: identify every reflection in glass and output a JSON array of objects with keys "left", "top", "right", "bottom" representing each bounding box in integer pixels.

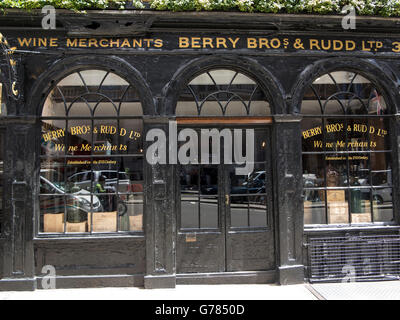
[
  {"left": 249, "top": 195, "right": 267, "bottom": 227},
  {"left": 301, "top": 70, "right": 393, "bottom": 225},
  {"left": 230, "top": 199, "right": 248, "bottom": 228},
  {"left": 181, "top": 201, "right": 199, "bottom": 229},
  {"left": 40, "top": 69, "right": 144, "bottom": 234},
  {"left": 372, "top": 188, "right": 393, "bottom": 222},
  {"left": 200, "top": 197, "right": 218, "bottom": 228},
  {"left": 303, "top": 195, "right": 326, "bottom": 225},
  {"left": 303, "top": 154, "right": 324, "bottom": 188}
]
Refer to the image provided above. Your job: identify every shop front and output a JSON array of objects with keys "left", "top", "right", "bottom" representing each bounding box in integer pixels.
[{"left": 0, "top": 10, "right": 399, "bottom": 290}]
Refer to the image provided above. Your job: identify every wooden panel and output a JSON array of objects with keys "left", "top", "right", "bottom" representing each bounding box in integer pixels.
[
  {"left": 226, "top": 231, "right": 275, "bottom": 271},
  {"left": 176, "top": 233, "right": 224, "bottom": 273},
  {"left": 34, "top": 238, "right": 145, "bottom": 276}
]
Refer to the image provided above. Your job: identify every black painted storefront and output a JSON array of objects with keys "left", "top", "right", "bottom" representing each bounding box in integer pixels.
[{"left": 0, "top": 10, "right": 399, "bottom": 290}]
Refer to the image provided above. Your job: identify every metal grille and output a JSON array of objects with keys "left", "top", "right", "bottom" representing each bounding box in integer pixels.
[{"left": 307, "top": 234, "right": 400, "bottom": 283}]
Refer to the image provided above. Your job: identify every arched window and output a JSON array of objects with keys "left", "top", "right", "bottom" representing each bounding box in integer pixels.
[
  {"left": 301, "top": 71, "right": 393, "bottom": 226},
  {"left": 40, "top": 69, "right": 144, "bottom": 234},
  {"left": 176, "top": 68, "right": 270, "bottom": 116}
]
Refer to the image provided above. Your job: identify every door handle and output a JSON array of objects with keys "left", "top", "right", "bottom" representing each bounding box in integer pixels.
[{"left": 225, "top": 194, "right": 230, "bottom": 205}]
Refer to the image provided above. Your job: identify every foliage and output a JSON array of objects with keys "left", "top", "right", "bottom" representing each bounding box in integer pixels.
[
  {"left": 1, "top": 0, "right": 400, "bottom": 16},
  {"left": 0, "top": 0, "right": 144, "bottom": 11},
  {"left": 150, "top": 0, "right": 400, "bottom": 16}
]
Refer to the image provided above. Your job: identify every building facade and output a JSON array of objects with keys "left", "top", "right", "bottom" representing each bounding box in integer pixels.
[{"left": 0, "top": 10, "right": 399, "bottom": 290}]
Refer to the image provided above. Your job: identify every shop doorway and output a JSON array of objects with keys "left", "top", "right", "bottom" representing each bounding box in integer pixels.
[{"left": 176, "top": 125, "right": 275, "bottom": 274}]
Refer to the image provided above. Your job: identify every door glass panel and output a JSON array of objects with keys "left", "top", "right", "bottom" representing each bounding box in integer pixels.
[
  {"left": 181, "top": 200, "right": 199, "bottom": 229},
  {"left": 180, "top": 164, "right": 218, "bottom": 229},
  {"left": 200, "top": 166, "right": 218, "bottom": 195},
  {"left": 200, "top": 196, "right": 218, "bottom": 228},
  {"left": 230, "top": 199, "right": 248, "bottom": 228},
  {"left": 249, "top": 195, "right": 267, "bottom": 227}
]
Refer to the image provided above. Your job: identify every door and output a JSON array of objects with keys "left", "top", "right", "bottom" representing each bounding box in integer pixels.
[{"left": 176, "top": 127, "right": 275, "bottom": 274}]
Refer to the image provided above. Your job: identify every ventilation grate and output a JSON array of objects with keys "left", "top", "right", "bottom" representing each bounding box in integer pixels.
[{"left": 307, "top": 234, "right": 400, "bottom": 283}]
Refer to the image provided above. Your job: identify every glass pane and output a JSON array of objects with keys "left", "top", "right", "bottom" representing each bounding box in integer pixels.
[
  {"left": 324, "top": 118, "right": 346, "bottom": 151},
  {"left": 301, "top": 118, "right": 323, "bottom": 152},
  {"left": 119, "top": 118, "right": 143, "bottom": 155},
  {"left": 254, "top": 129, "right": 268, "bottom": 162},
  {"left": 40, "top": 195, "right": 65, "bottom": 233},
  {"left": 248, "top": 195, "right": 267, "bottom": 227},
  {"left": 372, "top": 188, "right": 393, "bottom": 222},
  {"left": 177, "top": 69, "right": 269, "bottom": 117},
  {"left": 327, "top": 190, "right": 349, "bottom": 224},
  {"left": 231, "top": 163, "right": 266, "bottom": 195},
  {"left": 200, "top": 196, "right": 218, "bottom": 228},
  {"left": 303, "top": 154, "right": 324, "bottom": 188},
  {"left": 40, "top": 70, "right": 144, "bottom": 235},
  {"left": 181, "top": 201, "right": 199, "bottom": 229},
  {"left": 350, "top": 187, "right": 372, "bottom": 223},
  {"left": 124, "top": 193, "right": 143, "bottom": 232},
  {"left": 347, "top": 118, "right": 370, "bottom": 151},
  {"left": 304, "top": 193, "right": 326, "bottom": 224},
  {"left": 349, "top": 154, "right": 369, "bottom": 186},
  {"left": 41, "top": 120, "right": 66, "bottom": 157},
  {"left": 230, "top": 198, "right": 248, "bottom": 228},
  {"left": 180, "top": 165, "right": 199, "bottom": 200},
  {"left": 200, "top": 166, "right": 218, "bottom": 195},
  {"left": 67, "top": 119, "right": 92, "bottom": 156},
  {"left": 325, "top": 158, "right": 347, "bottom": 187}
]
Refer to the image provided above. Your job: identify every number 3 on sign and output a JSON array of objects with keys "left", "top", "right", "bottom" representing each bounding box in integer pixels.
[{"left": 392, "top": 42, "right": 400, "bottom": 52}]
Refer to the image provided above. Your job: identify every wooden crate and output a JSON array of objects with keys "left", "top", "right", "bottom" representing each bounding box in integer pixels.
[
  {"left": 44, "top": 213, "right": 64, "bottom": 233},
  {"left": 129, "top": 214, "right": 143, "bottom": 231},
  {"left": 327, "top": 190, "right": 345, "bottom": 202},
  {"left": 351, "top": 213, "right": 371, "bottom": 223},
  {"left": 89, "top": 211, "right": 117, "bottom": 232},
  {"left": 352, "top": 200, "right": 372, "bottom": 223},
  {"left": 328, "top": 201, "right": 349, "bottom": 224},
  {"left": 66, "top": 221, "right": 87, "bottom": 233}
]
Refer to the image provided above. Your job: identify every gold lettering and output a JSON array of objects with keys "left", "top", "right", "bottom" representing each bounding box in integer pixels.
[
  {"left": 191, "top": 37, "right": 201, "bottom": 48},
  {"left": 132, "top": 39, "right": 142, "bottom": 47},
  {"left": 67, "top": 38, "right": 78, "bottom": 47},
  {"left": 228, "top": 37, "right": 240, "bottom": 48},
  {"left": 259, "top": 38, "right": 270, "bottom": 49},
  {"left": 179, "top": 37, "right": 190, "bottom": 48},
  {"left": 79, "top": 38, "right": 87, "bottom": 47},
  {"left": 17, "top": 38, "right": 32, "bottom": 47},
  {"left": 345, "top": 40, "right": 356, "bottom": 51},
  {"left": 202, "top": 38, "right": 214, "bottom": 48},
  {"left": 333, "top": 40, "right": 343, "bottom": 51},
  {"left": 309, "top": 39, "right": 321, "bottom": 50},
  {"left": 270, "top": 38, "right": 281, "bottom": 49},
  {"left": 154, "top": 39, "right": 163, "bottom": 48},
  {"left": 88, "top": 38, "right": 99, "bottom": 47},
  {"left": 50, "top": 38, "right": 58, "bottom": 47},
  {"left": 247, "top": 38, "right": 257, "bottom": 49},
  {"left": 99, "top": 39, "right": 109, "bottom": 47},
  {"left": 216, "top": 37, "right": 227, "bottom": 49}
]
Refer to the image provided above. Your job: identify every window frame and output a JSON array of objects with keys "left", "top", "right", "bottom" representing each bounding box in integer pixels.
[
  {"left": 37, "top": 68, "right": 146, "bottom": 238},
  {"left": 301, "top": 70, "right": 396, "bottom": 228}
]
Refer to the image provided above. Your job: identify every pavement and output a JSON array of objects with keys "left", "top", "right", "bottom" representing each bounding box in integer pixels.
[{"left": 0, "top": 281, "right": 400, "bottom": 300}]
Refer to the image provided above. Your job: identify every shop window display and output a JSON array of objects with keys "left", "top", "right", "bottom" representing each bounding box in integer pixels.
[
  {"left": 40, "top": 69, "right": 144, "bottom": 234},
  {"left": 301, "top": 71, "right": 393, "bottom": 225}
]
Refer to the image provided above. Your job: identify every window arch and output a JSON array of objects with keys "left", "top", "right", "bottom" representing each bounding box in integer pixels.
[
  {"left": 40, "top": 69, "right": 144, "bottom": 234},
  {"left": 176, "top": 68, "right": 271, "bottom": 116},
  {"left": 301, "top": 70, "right": 393, "bottom": 226}
]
